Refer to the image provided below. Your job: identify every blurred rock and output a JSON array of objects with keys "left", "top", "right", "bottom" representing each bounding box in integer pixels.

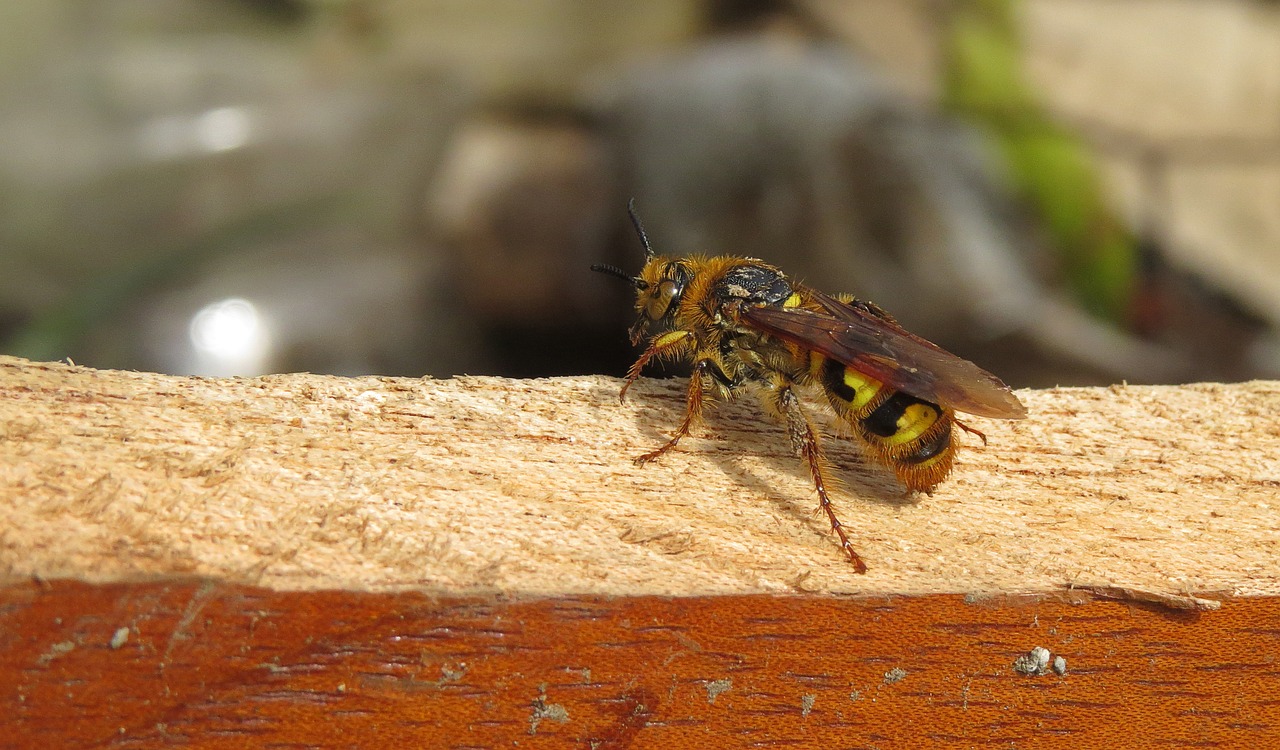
[
  {"left": 94, "top": 232, "right": 475, "bottom": 378},
  {"left": 1022, "top": 0, "right": 1280, "bottom": 373},
  {"left": 379, "top": 0, "right": 700, "bottom": 104},
  {"left": 427, "top": 115, "right": 616, "bottom": 323},
  {"left": 0, "top": 0, "right": 468, "bottom": 375},
  {"left": 799, "top": 0, "right": 945, "bottom": 103},
  {"left": 587, "top": 35, "right": 1187, "bottom": 385}
]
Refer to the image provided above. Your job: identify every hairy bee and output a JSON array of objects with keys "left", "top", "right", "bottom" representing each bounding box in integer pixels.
[{"left": 592, "top": 204, "right": 1027, "bottom": 572}]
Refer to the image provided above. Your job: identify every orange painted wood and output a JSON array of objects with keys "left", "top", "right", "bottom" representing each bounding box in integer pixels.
[{"left": 2, "top": 580, "right": 1275, "bottom": 748}]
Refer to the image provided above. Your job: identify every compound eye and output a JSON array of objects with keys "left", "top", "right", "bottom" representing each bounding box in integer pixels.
[{"left": 646, "top": 279, "right": 680, "bottom": 319}]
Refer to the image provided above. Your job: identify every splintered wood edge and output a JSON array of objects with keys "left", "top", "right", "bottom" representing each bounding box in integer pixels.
[{"left": 0, "top": 355, "right": 1277, "bottom": 598}]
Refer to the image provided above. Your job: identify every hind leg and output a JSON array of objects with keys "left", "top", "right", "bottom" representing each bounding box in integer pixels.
[{"left": 769, "top": 382, "right": 867, "bottom": 574}]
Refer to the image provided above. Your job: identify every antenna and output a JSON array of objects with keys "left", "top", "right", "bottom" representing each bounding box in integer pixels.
[
  {"left": 626, "top": 198, "right": 654, "bottom": 261},
  {"left": 590, "top": 263, "right": 631, "bottom": 282}
]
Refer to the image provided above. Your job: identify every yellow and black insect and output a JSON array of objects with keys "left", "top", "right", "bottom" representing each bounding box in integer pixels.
[{"left": 593, "top": 203, "right": 1027, "bottom": 573}]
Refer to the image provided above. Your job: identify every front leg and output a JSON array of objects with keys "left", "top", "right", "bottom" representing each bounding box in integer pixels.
[
  {"left": 620, "top": 330, "right": 693, "bottom": 402},
  {"left": 635, "top": 359, "right": 713, "bottom": 465}
]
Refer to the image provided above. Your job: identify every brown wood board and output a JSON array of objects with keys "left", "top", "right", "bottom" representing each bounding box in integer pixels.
[{"left": 2, "top": 580, "right": 1276, "bottom": 749}]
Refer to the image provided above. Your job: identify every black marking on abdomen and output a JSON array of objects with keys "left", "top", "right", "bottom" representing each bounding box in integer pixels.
[
  {"left": 821, "top": 358, "right": 857, "bottom": 403},
  {"left": 863, "top": 392, "right": 917, "bottom": 437}
]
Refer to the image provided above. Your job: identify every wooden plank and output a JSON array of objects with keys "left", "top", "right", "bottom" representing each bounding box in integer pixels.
[
  {"left": 3, "top": 357, "right": 1277, "bottom": 746},
  {"left": 2, "top": 580, "right": 1274, "bottom": 749},
  {"left": 1, "top": 356, "right": 1278, "bottom": 597}
]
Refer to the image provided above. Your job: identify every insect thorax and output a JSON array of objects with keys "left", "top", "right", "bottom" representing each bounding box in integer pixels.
[
  {"left": 712, "top": 263, "right": 794, "bottom": 308},
  {"left": 704, "top": 262, "right": 807, "bottom": 385}
]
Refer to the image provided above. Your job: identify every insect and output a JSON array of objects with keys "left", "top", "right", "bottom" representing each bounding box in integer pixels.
[{"left": 592, "top": 204, "right": 1027, "bottom": 572}]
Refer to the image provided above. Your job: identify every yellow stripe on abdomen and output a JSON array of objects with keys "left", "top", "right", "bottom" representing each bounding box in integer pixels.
[
  {"left": 816, "top": 357, "right": 882, "bottom": 413},
  {"left": 810, "top": 353, "right": 958, "bottom": 493},
  {"left": 882, "top": 402, "right": 940, "bottom": 446}
]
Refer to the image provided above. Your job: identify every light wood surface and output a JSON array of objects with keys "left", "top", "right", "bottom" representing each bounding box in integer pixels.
[{"left": 1, "top": 356, "right": 1276, "bottom": 597}]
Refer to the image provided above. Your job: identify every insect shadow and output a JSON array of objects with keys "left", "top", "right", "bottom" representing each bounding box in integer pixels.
[{"left": 587, "top": 377, "right": 920, "bottom": 550}]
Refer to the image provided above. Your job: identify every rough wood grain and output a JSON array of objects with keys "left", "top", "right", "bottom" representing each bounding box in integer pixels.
[
  {"left": 4, "top": 580, "right": 1277, "bottom": 749},
  {"left": 0, "top": 356, "right": 1277, "bottom": 597}
]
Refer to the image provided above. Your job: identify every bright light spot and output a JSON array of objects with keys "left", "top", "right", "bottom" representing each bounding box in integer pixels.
[
  {"left": 139, "top": 106, "right": 254, "bottom": 159},
  {"left": 195, "top": 106, "right": 251, "bottom": 153},
  {"left": 189, "top": 298, "right": 272, "bottom": 376}
]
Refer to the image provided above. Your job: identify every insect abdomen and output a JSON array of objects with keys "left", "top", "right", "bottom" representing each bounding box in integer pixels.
[{"left": 813, "top": 354, "right": 956, "bottom": 492}]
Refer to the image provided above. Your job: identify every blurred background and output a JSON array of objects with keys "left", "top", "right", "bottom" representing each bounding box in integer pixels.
[{"left": 2, "top": 0, "right": 1279, "bottom": 388}]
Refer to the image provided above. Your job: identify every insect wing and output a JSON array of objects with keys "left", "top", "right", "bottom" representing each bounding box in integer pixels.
[{"left": 742, "top": 292, "right": 1027, "bottom": 419}]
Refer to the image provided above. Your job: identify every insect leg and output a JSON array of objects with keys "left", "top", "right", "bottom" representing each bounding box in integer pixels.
[
  {"left": 634, "top": 358, "right": 710, "bottom": 466},
  {"left": 955, "top": 419, "right": 988, "bottom": 446},
  {"left": 620, "top": 330, "right": 693, "bottom": 402},
  {"left": 773, "top": 384, "right": 868, "bottom": 574}
]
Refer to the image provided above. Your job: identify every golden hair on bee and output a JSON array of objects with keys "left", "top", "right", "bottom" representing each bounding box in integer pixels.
[{"left": 592, "top": 202, "right": 1026, "bottom": 573}]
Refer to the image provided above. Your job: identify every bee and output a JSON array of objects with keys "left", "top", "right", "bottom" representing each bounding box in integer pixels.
[{"left": 592, "top": 204, "right": 1027, "bottom": 573}]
